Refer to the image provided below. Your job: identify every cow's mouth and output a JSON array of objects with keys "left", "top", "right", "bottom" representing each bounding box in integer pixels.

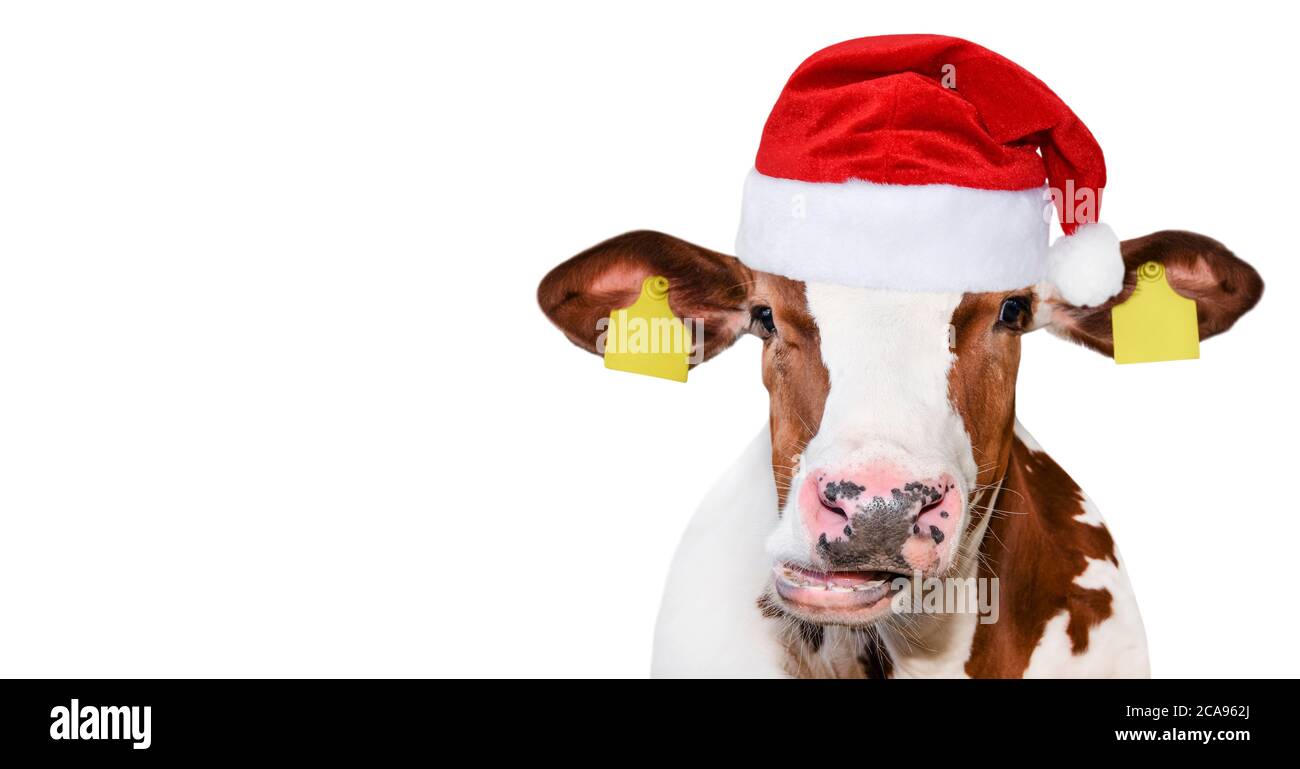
[{"left": 772, "top": 562, "right": 907, "bottom": 618}]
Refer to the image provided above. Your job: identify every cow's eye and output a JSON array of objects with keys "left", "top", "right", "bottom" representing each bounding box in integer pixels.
[
  {"left": 752, "top": 305, "right": 777, "bottom": 335},
  {"left": 997, "top": 296, "right": 1031, "bottom": 329}
]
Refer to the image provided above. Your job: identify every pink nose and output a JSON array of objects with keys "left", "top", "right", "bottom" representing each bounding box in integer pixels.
[{"left": 799, "top": 466, "right": 959, "bottom": 568}]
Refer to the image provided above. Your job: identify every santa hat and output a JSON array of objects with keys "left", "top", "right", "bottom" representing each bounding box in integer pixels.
[{"left": 735, "top": 34, "right": 1123, "bottom": 306}]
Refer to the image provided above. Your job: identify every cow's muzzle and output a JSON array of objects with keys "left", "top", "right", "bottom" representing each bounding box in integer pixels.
[{"left": 772, "top": 465, "right": 962, "bottom": 623}]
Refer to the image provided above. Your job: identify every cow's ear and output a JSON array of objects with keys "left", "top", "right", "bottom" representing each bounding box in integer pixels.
[
  {"left": 1042, "top": 230, "right": 1263, "bottom": 357},
  {"left": 537, "top": 230, "right": 757, "bottom": 363}
]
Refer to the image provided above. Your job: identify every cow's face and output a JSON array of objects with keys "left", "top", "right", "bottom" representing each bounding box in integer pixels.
[
  {"left": 539, "top": 229, "right": 1261, "bottom": 627},
  {"left": 754, "top": 277, "right": 1022, "bottom": 625}
]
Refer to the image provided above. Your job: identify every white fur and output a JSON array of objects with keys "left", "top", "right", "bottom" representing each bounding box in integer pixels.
[
  {"left": 765, "top": 286, "right": 978, "bottom": 566},
  {"left": 1013, "top": 418, "right": 1045, "bottom": 452},
  {"left": 651, "top": 427, "right": 788, "bottom": 677},
  {"left": 1023, "top": 553, "right": 1150, "bottom": 678},
  {"left": 1075, "top": 494, "right": 1106, "bottom": 527},
  {"left": 1046, "top": 222, "right": 1125, "bottom": 307},
  {"left": 735, "top": 169, "right": 1050, "bottom": 293}
]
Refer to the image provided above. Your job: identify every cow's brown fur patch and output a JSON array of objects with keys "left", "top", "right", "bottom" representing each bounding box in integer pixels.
[
  {"left": 963, "top": 437, "right": 1116, "bottom": 677},
  {"left": 947, "top": 292, "right": 1025, "bottom": 499},
  {"left": 754, "top": 275, "right": 828, "bottom": 507}
]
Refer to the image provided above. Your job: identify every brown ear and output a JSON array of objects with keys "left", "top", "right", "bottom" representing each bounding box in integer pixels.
[
  {"left": 1046, "top": 230, "right": 1263, "bottom": 356},
  {"left": 537, "top": 230, "right": 756, "bottom": 363}
]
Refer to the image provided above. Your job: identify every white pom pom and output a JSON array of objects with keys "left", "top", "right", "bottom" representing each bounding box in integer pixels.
[{"left": 1046, "top": 222, "right": 1125, "bottom": 307}]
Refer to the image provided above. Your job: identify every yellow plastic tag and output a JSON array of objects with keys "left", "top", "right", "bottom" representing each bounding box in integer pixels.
[
  {"left": 1111, "top": 261, "right": 1200, "bottom": 365},
  {"left": 603, "top": 276, "right": 691, "bottom": 382}
]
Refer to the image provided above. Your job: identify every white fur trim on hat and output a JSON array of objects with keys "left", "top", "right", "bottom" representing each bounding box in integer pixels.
[
  {"left": 1046, "top": 222, "right": 1124, "bottom": 307},
  {"left": 735, "top": 169, "right": 1050, "bottom": 293}
]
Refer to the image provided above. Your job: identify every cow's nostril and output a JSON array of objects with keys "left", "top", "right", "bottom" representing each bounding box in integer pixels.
[
  {"left": 818, "top": 492, "right": 848, "bottom": 519},
  {"left": 918, "top": 489, "right": 947, "bottom": 516}
]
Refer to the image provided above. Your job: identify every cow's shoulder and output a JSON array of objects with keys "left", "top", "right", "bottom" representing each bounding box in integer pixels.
[
  {"left": 965, "top": 425, "right": 1149, "bottom": 678},
  {"left": 651, "top": 426, "right": 789, "bottom": 677}
]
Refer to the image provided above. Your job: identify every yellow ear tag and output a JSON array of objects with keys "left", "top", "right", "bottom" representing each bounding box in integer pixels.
[
  {"left": 1111, "top": 261, "right": 1200, "bottom": 365},
  {"left": 603, "top": 276, "right": 691, "bottom": 383}
]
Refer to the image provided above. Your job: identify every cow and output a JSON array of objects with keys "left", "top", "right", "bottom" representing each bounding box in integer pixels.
[{"left": 537, "top": 228, "right": 1262, "bottom": 677}]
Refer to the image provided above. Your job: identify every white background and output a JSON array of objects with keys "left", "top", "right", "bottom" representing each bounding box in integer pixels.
[{"left": 1, "top": 1, "right": 1296, "bottom": 677}]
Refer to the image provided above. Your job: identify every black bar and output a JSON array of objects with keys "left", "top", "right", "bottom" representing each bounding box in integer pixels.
[{"left": 2, "top": 679, "right": 1293, "bottom": 757}]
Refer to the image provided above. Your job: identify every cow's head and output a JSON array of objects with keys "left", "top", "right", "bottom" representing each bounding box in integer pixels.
[{"left": 538, "top": 229, "right": 1261, "bottom": 627}]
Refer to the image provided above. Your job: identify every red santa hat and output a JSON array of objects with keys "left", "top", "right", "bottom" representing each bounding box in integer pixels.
[{"left": 735, "top": 34, "right": 1124, "bottom": 306}]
